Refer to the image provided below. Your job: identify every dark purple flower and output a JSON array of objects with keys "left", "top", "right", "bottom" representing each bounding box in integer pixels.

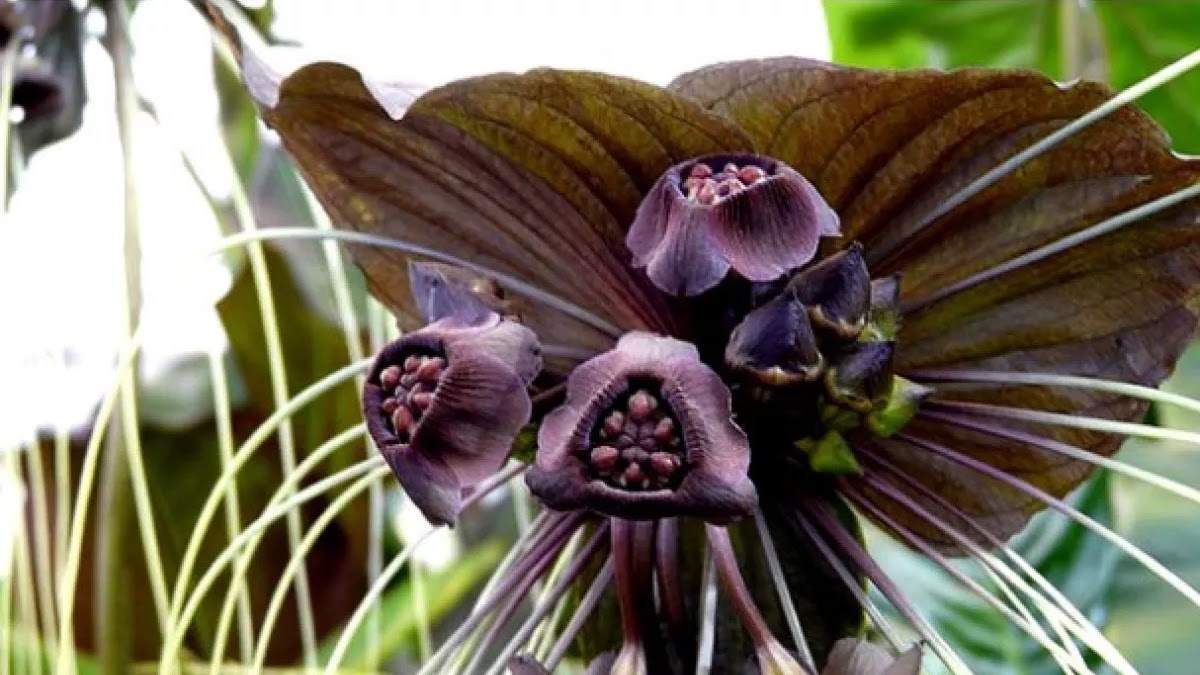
[
  {"left": 626, "top": 153, "right": 840, "bottom": 296},
  {"left": 526, "top": 332, "right": 756, "bottom": 521},
  {"left": 364, "top": 311, "right": 541, "bottom": 526}
]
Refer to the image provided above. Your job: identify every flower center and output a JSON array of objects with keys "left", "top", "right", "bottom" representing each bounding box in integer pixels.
[
  {"left": 378, "top": 353, "right": 445, "bottom": 443},
  {"left": 683, "top": 160, "right": 768, "bottom": 205},
  {"left": 586, "top": 382, "right": 685, "bottom": 491}
]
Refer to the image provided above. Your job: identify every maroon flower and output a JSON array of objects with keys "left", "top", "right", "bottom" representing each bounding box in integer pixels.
[
  {"left": 364, "top": 311, "right": 541, "bottom": 526},
  {"left": 526, "top": 332, "right": 756, "bottom": 521},
  {"left": 626, "top": 153, "right": 840, "bottom": 296}
]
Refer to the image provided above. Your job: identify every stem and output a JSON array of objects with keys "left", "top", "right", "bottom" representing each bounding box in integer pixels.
[
  {"left": 544, "top": 558, "right": 615, "bottom": 671},
  {"left": 204, "top": 352, "right": 254, "bottom": 670},
  {"left": 694, "top": 543, "right": 717, "bottom": 675},
  {"left": 753, "top": 510, "right": 815, "bottom": 670},
  {"left": 101, "top": 3, "right": 171, "bottom": 673}
]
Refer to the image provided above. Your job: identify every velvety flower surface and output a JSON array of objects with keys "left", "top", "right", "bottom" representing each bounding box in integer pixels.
[
  {"left": 212, "top": 5, "right": 1200, "bottom": 669},
  {"left": 364, "top": 311, "right": 541, "bottom": 525},
  {"left": 526, "top": 332, "right": 756, "bottom": 521}
]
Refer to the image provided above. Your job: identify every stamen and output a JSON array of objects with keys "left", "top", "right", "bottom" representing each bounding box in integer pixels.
[
  {"left": 585, "top": 385, "right": 685, "bottom": 492},
  {"left": 896, "top": 432, "right": 1200, "bottom": 610},
  {"left": 801, "top": 499, "right": 970, "bottom": 675},
  {"left": 378, "top": 353, "right": 446, "bottom": 442},
  {"left": 684, "top": 159, "right": 770, "bottom": 205}
]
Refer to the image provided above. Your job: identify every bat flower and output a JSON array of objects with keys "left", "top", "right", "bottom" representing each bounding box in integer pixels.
[
  {"left": 214, "top": 7, "right": 1200, "bottom": 671},
  {"left": 526, "top": 332, "right": 757, "bottom": 521},
  {"left": 626, "top": 153, "right": 840, "bottom": 296},
  {"left": 363, "top": 309, "right": 541, "bottom": 526}
]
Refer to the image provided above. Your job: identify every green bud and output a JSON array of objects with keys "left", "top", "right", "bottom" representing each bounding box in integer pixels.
[
  {"left": 867, "top": 376, "right": 934, "bottom": 437},
  {"left": 807, "top": 430, "right": 862, "bottom": 475}
]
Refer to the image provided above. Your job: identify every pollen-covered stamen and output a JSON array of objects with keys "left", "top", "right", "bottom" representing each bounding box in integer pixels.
[
  {"left": 683, "top": 160, "right": 769, "bottom": 206},
  {"left": 585, "top": 385, "right": 686, "bottom": 491},
  {"left": 377, "top": 353, "right": 447, "bottom": 442}
]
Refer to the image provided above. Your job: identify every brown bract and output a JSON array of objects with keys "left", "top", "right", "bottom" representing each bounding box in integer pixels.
[{"left": 210, "top": 0, "right": 1200, "bottom": 552}]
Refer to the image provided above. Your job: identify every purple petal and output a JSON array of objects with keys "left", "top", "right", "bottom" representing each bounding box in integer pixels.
[
  {"left": 527, "top": 332, "right": 756, "bottom": 521},
  {"left": 707, "top": 157, "right": 837, "bottom": 281},
  {"left": 364, "top": 312, "right": 540, "bottom": 525},
  {"left": 627, "top": 174, "right": 731, "bottom": 296}
]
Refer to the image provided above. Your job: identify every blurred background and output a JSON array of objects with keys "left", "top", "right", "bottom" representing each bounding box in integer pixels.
[{"left": 0, "top": 0, "right": 1198, "bottom": 673}]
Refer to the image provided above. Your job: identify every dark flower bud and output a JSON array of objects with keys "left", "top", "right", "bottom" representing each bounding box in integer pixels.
[
  {"left": 787, "top": 243, "right": 871, "bottom": 340},
  {"left": 364, "top": 311, "right": 542, "bottom": 526},
  {"left": 725, "top": 291, "right": 823, "bottom": 387},
  {"left": 626, "top": 153, "right": 840, "bottom": 296},
  {"left": 408, "top": 260, "right": 512, "bottom": 324},
  {"left": 867, "top": 274, "right": 902, "bottom": 341},
  {"left": 526, "top": 332, "right": 756, "bottom": 521},
  {"left": 822, "top": 638, "right": 921, "bottom": 675},
  {"left": 824, "top": 341, "right": 895, "bottom": 414}
]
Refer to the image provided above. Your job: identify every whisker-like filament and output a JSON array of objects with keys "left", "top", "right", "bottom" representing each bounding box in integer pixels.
[
  {"left": 883, "top": 45, "right": 1200, "bottom": 266},
  {"left": 922, "top": 409, "right": 1200, "bottom": 507},
  {"left": 480, "top": 522, "right": 611, "bottom": 675},
  {"left": 854, "top": 442, "right": 1136, "bottom": 674},
  {"left": 787, "top": 509, "right": 906, "bottom": 652},
  {"left": 157, "top": 457, "right": 389, "bottom": 674},
  {"left": 843, "top": 486, "right": 1092, "bottom": 674},
  {"left": 319, "top": 462, "right": 527, "bottom": 674},
  {"left": 417, "top": 510, "right": 582, "bottom": 675},
  {"left": 849, "top": 485, "right": 1094, "bottom": 672},
  {"left": 161, "top": 359, "right": 369, "bottom": 660},
  {"left": 249, "top": 466, "right": 395, "bottom": 670},
  {"left": 695, "top": 543, "right": 717, "bottom": 675},
  {"left": 542, "top": 557, "right": 616, "bottom": 671},
  {"left": 927, "top": 399, "right": 1200, "bottom": 448},
  {"left": 17, "top": 443, "right": 56, "bottom": 666},
  {"left": 205, "top": 350, "right": 254, "bottom": 669},
  {"left": 908, "top": 368, "right": 1200, "bottom": 415},
  {"left": 896, "top": 431, "right": 1200, "bottom": 609},
  {"left": 752, "top": 509, "right": 816, "bottom": 671},
  {"left": 439, "top": 513, "right": 584, "bottom": 675},
  {"left": 216, "top": 228, "right": 624, "bottom": 338},
  {"left": 207, "top": 425, "right": 368, "bottom": 667},
  {"left": 800, "top": 499, "right": 971, "bottom": 675},
  {"left": 902, "top": 180, "right": 1200, "bottom": 312}
]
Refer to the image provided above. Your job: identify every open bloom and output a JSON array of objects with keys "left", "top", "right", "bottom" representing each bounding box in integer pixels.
[{"left": 219, "top": 11, "right": 1200, "bottom": 671}]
